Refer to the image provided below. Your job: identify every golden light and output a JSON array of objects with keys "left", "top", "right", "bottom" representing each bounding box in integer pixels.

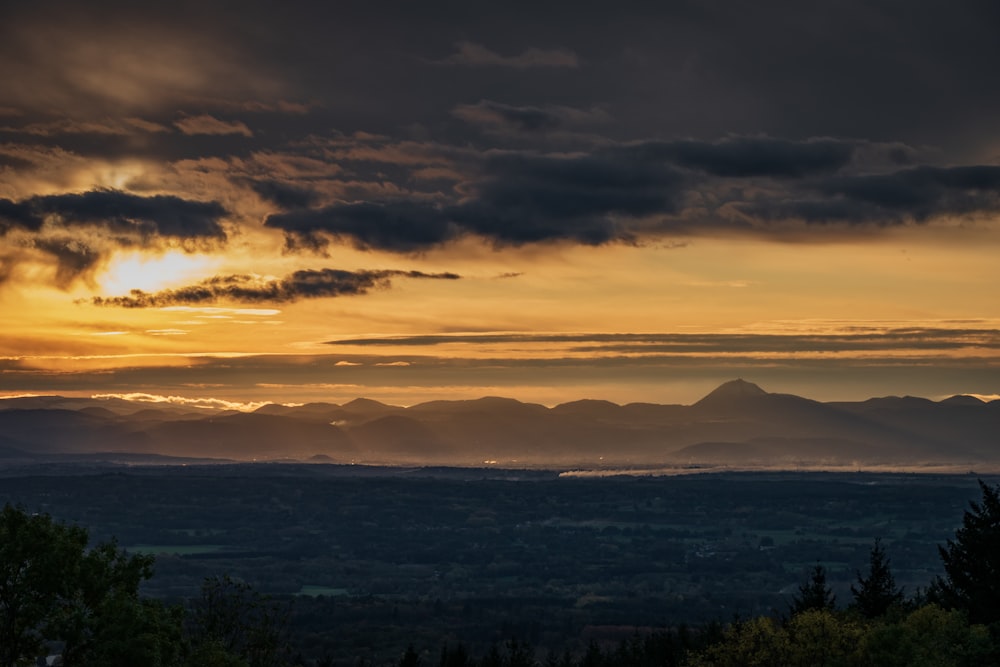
[{"left": 97, "top": 250, "right": 220, "bottom": 295}]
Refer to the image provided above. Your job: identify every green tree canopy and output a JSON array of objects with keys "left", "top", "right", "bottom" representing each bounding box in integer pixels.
[
  {"left": 0, "top": 503, "right": 180, "bottom": 667},
  {"left": 0, "top": 504, "right": 88, "bottom": 667}
]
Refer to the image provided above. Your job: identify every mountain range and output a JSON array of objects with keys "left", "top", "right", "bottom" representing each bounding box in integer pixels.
[{"left": 1, "top": 380, "right": 997, "bottom": 470}]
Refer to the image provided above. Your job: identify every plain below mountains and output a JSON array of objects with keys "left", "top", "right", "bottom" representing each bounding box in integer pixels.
[{"left": 0, "top": 380, "right": 997, "bottom": 470}]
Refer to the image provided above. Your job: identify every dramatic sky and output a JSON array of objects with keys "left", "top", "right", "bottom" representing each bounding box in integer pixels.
[{"left": 2, "top": 0, "right": 999, "bottom": 408}]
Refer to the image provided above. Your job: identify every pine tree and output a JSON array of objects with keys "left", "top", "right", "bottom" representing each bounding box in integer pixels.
[
  {"left": 790, "top": 564, "right": 836, "bottom": 615},
  {"left": 850, "top": 538, "right": 903, "bottom": 618},
  {"left": 935, "top": 479, "right": 1000, "bottom": 624}
]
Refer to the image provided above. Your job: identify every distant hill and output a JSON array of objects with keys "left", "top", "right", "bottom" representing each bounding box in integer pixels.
[{"left": 1, "top": 381, "right": 998, "bottom": 469}]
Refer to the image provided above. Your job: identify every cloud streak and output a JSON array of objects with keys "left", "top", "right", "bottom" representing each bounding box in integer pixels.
[
  {"left": 91, "top": 268, "right": 460, "bottom": 307},
  {"left": 452, "top": 100, "right": 608, "bottom": 133},
  {"left": 174, "top": 114, "right": 253, "bottom": 137},
  {"left": 326, "top": 327, "right": 1000, "bottom": 356},
  {"left": 438, "top": 41, "right": 579, "bottom": 68}
]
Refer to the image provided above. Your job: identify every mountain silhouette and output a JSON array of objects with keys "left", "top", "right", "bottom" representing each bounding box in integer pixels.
[{"left": 1, "top": 380, "right": 997, "bottom": 469}]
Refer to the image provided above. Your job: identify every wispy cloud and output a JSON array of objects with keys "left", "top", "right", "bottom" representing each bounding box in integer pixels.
[
  {"left": 437, "top": 41, "right": 579, "bottom": 68},
  {"left": 92, "top": 392, "right": 270, "bottom": 411},
  {"left": 327, "top": 327, "right": 1000, "bottom": 357},
  {"left": 174, "top": 114, "right": 253, "bottom": 137},
  {"left": 451, "top": 100, "right": 609, "bottom": 133}
]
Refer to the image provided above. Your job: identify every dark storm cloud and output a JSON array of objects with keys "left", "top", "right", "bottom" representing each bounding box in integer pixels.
[
  {"left": 817, "top": 166, "right": 1000, "bottom": 218},
  {"left": 268, "top": 202, "right": 459, "bottom": 252},
  {"left": 664, "top": 137, "right": 855, "bottom": 178},
  {"left": 4, "top": 1, "right": 1000, "bottom": 259},
  {"left": 739, "top": 165, "right": 1000, "bottom": 225},
  {"left": 263, "top": 136, "right": 874, "bottom": 251},
  {"left": 246, "top": 179, "right": 320, "bottom": 210},
  {"left": 5, "top": 0, "right": 1000, "bottom": 157},
  {"left": 22, "top": 190, "right": 228, "bottom": 239},
  {"left": 266, "top": 144, "right": 688, "bottom": 251},
  {"left": 90, "top": 268, "right": 460, "bottom": 307},
  {"left": 0, "top": 199, "right": 44, "bottom": 234},
  {"left": 457, "top": 149, "right": 679, "bottom": 244}
]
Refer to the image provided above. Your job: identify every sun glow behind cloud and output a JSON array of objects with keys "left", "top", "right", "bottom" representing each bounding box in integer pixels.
[{"left": 97, "top": 251, "right": 220, "bottom": 296}]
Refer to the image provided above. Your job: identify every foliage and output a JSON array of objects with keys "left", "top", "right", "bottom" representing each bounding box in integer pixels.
[
  {"left": 850, "top": 538, "right": 904, "bottom": 619},
  {"left": 0, "top": 504, "right": 87, "bottom": 667},
  {"left": 934, "top": 479, "right": 1000, "bottom": 625},
  {"left": 188, "top": 574, "right": 292, "bottom": 667},
  {"left": 790, "top": 564, "right": 835, "bottom": 615},
  {"left": 689, "top": 604, "right": 995, "bottom": 667},
  {"left": 0, "top": 503, "right": 175, "bottom": 667},
  {"left": 859, "top": 604, "right": 992, "bottom": 667}
]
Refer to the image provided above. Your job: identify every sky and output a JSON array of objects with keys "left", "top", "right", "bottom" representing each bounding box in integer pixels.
[{"left": 1, "top": 0, "right": 999, "bottom": 408}]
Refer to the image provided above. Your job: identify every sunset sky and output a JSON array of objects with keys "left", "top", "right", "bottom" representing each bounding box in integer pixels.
[{"left": 1, "top": 0, "right": 999, "bottom": 408}]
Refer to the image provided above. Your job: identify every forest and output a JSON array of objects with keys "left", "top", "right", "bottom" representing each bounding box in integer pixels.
[{"left": 2, "top": 465, "right": 999, "bottom": 665}]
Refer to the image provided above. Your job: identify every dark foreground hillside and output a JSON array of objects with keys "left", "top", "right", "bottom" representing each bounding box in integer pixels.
[{"left": 0, "top": 464, "right": 995, "bottom": 664}]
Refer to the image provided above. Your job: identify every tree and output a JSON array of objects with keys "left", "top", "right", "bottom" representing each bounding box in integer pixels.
[
  {"left": 790, "top": 564, "right": 836, "bottom": 615},
  {"left": 935, "top": 480, "right": 1000, "bottom": 625},
  {"left": 859, "top": 604, "right": 992, "bottom": 667},
  {"left": 188, "top": 575, "right": 291, "bottom": 667},
  {"left": 399, "top": 645, "right": 421, "bottom": 667},
  {"left": 0, "top": 504, "right": 88, "bottom": 667},
  {"left": 0, "top": 504, "right": 174, "bottom": 667},
  {"left": 688, "top": 616, "right": 791, "bottom": 667},
  {"left": 850, "top": 538, "right": 904, "bottom": 618}
]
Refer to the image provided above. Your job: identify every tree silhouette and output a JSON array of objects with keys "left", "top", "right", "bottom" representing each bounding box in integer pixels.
[
  {"left": 850, "top": 538, "right": 904, "bottom": 618},
  {"left": 188, "top": 574, "right": 291, "bottom": 667},
  {"left": 790, "top": 564, "right": 836, "bottom": 615},
  {"left": 0, "top": 503, "right": 168, "bottom": 667},
  {"left": 935, "top": 479, "right": 1000, "bottom": 624}
]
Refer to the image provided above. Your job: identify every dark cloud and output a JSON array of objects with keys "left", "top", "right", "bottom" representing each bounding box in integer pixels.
[
  {"left": 0, "top": 189, "right": 229, "bottom": 285},
  {"left": 0, "top": 198, "right": 44, "bottom": 234},
  {"left": 451, "top": 100, "right": 608, "bottom": 134},
  {"left": 246, "top": 179, "right": 320, "bottom": 209},
  {"left": 817, "top": 166, "right": 1000, "bottom": 217},
  {"left": 452, "top": 101, "right": 563, "bottom": 132},
  {"left": 263, "top": 136, "right": 861, "bottom": 251},
  {"left": 90, "top": 268, "right": 460, "bottom": 307},
  {"left": 24, "top": 189, "right": 228, "bottom": 239},
  {"left": 266, "top": 145, "right": 685, "bottom": 251},
  {"left": 437, "top": 41, "right": 579, "bottom": 68},
  {"left": 740, "top": 165, "right": 1000, "bottom": 225},
  {"left": 3, "top": 2, "right": 999, "bottom": 262},
  {"left": 663, "top": 137, "right": 854, "bottom": 178},
  {"left": 268, "top": 202, "right": 459, "bottom": 252},
  {"left": 457, "top": 149, "right": 678, "bottom": 244},
  {"left": 32, "top": 237, "right": 103, "bottom": 287}
]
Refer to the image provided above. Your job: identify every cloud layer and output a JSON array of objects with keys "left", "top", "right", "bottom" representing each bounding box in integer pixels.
[{"left": 91, "top": 268, "right": 460, "bottom": 307}]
